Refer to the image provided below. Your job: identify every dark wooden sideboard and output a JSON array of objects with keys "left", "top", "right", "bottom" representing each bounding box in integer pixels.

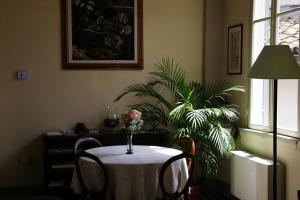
[{"left": 43, "top": 129, "right": 171, "bottom": 192}]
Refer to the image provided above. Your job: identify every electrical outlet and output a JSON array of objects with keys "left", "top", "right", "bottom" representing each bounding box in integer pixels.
[{"left": 16, "top": 70, "right": 27, "bottom": 80}]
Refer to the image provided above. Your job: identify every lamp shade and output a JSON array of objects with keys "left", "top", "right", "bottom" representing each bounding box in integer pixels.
[{"left": 248, "top": 45, "right": 300, "bottom": 79}]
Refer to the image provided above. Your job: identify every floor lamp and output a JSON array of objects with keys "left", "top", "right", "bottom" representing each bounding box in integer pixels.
[{"left": 248, "top": 45, "right": 300, "bottom": 200}]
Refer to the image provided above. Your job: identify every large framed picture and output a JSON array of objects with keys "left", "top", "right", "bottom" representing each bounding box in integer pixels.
[
  {"left": 227, "top": 24, "right": 243, "bottom": 75},
  {"left": 61, "top": 0, "right": 143, "bottom": 69}
]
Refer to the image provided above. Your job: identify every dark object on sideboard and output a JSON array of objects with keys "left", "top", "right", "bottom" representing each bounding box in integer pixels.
[
  {"left": 74, "top": 122, "right": 88, "bottom": 135},
  {"left": 103, "top": 117, "right": 119, "bottom": 128},
  {"left": 43, "top": 129, "right": 170, "bottom": 193}
]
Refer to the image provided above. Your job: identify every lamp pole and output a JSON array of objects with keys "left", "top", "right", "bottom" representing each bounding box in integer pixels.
[
  {"left": 248, "top": 45, "right": 300, "bottom": 200},
  {"left": 273, "top": 79, "right": 278, "bottom": 200}
]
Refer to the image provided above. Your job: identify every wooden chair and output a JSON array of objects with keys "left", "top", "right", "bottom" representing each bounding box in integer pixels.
[
  {"left": 159, "top": 153, "right": 195, "bottom": 200},
  {"left": 75, "top": 151, "right": 108, "bottom": 200},
  {"left": 170, "top": 135, "right": 196, "bottom": 173},
  {"left": 74, "top": 137, "right": 102, "bottom": 154}
]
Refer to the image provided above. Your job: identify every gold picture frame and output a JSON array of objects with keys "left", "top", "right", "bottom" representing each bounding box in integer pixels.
[{"left": 61, "top": 0, "right": 143, "bottom": 69}]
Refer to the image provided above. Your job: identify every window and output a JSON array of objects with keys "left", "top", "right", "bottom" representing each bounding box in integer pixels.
[{"left": 250, "top": 0, "right": 300, "bottom": 138}]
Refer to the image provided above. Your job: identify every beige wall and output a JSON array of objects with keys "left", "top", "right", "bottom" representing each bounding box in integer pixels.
[
  {"left": 0, "top": 0, "right": 204, "bottom": 186},
  {"left": 223, "top": 0, "right": 300, "bottom": 199},
  {"left": 223, "top": 0, "right": 250, "bottom": 127},
  {"left": 204, "top": 0, "right": 225, "bottom": 83}
]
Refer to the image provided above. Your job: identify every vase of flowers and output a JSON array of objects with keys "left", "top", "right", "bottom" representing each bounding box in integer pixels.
[
  {"left": 126, "top": 134, "right": 133, "bottom": 154},
  {"left": 121, "top": 109, "right": 143, "bottom": 154}
]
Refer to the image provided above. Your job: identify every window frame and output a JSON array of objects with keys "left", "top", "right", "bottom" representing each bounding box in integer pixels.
[{"left": 249, "top": 0, "right": 300, "bottom": 138}]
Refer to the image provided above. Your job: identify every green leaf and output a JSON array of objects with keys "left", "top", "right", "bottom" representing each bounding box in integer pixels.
[
  {"left": 149, "top": 57, "right": 189, "bottom": 98},
  {"left": 114, "top": 83, "right": 172, "bottom": 110}
]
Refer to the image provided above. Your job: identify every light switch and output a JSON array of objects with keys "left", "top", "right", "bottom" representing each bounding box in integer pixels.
[{"left": 16, "top": 70, "right": 27, "bottom": 80}]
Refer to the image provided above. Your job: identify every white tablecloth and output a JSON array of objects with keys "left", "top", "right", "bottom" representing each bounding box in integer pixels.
[{"left": 71, "top": 145, "right": 188, "bottom": 200}]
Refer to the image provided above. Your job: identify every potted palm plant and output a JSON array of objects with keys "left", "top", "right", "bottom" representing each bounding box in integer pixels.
[{"left": 115, "top": 58, "right": 244, "bottom": 179}]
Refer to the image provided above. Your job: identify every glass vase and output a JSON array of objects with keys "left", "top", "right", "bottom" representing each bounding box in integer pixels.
[{"left": 126, "top": 134, "right": 133, "bottom": 154}]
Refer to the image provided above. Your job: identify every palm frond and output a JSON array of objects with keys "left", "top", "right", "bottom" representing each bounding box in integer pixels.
[
  {"left": 205, "top": 106, "right": 239, "bottom": 121},
  {"left": 114, "top": 83, "right": 172, "bottom": 110},
  {"left": 207, "top": 122, "right": 235, "bottom": 156},
  {"left": 169, "top": 101, "right": 188, "bottom": 122},
  {"left": 186, "top": 105, "right": 239, "bottom": 127},
  {"left": 186, "top": 109, "right": 208, "bottom": 130},
  {"left": 199, "top": 149, "right": 218, "bottom": 177},
  {"left": 172, "top": 128, "right": 193, "bottom": 138},
  {"left": 189, "top": 81, "right": 205, "bottom": 107},
  {"left": 194, "top": 136, "right": 219, "bottom": 177},
  {"left": 203, "top": 81, "right": 245, "bottom": 106},
  {"left": 146, "top": 80, "right": 163, "bottom": 87},
  {"left": 149, "top": 57, "right": 189, "bottom": 97},
  {"left": 218, "top": 105, "right": 239, "bottom": 121}
]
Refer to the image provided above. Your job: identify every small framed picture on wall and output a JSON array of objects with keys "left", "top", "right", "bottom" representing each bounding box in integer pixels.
[{"left": 227, "top": 24, "right": 243, "bottom": 75}]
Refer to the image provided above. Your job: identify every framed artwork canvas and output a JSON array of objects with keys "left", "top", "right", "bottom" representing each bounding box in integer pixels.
[
  {"left": 227, "top": 24, "right": 243, "bottom": 75},
  {"left": 61, "top": 0, "right": 143, "bottom": 69}
]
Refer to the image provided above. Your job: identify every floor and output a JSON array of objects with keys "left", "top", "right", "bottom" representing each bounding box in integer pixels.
[
  {"left": 0, "top": 186, "right": 75, "bottom": 200},
  {"left": 0, "top": 185, "right": 239, "bottom": 200},
  {"left": 200, "top": 191, "right": 239, "bottom": 200}
]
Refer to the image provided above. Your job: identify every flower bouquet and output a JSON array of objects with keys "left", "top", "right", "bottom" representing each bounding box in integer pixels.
[{"left": 121, "top": 110, "right": 143, "bottom": 154}]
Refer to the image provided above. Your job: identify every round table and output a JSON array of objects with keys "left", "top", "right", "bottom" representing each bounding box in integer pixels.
[{"left": 71, "top": 145, "right": 188, "bottom": 200}]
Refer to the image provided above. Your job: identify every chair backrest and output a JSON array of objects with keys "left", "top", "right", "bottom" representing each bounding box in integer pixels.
[
  {"left": 170, "top": 135, "right": 196, "bottom": 173},
  {"left": 75, "top": 151, "right": 108, "bottom": 199},
  {"left": 74, "top": 137, "right": 102, "bottom": 154},
  {"left": 159, "top": 153, "right": 194, "bottom": 200}
]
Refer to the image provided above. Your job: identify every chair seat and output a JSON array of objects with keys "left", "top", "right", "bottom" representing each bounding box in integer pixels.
[
  {"left": 159, "top": 153, "right": 194, "bottom": 200},
  {"left": 170, "top": 135, "right": 196, "bottom": 174},
  {"left": 75, "top": 152, "right": 108, "bottom": 200}
]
